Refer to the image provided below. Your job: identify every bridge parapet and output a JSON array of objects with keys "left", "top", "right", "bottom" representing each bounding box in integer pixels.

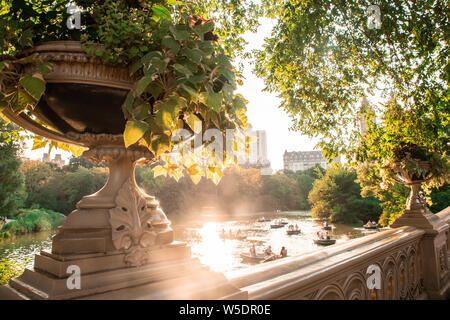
[{"left": 228, "top": 207, "right": 450, "bottom": 300}]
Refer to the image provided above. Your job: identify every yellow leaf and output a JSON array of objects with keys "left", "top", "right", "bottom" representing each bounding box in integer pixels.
[
  {"left": 186, "top": 114, "right": 202, "bottom": 133},
  {"left": 189, "top": 172, "right": 203, "bottom": 184},
  {"left": 69, "top": 145, "right": 86, "bottom": 157},
  {"left": 32, "top": 136, "right": 47, "bottom": 150},
  {"left": 153, "top": 165, "right": 168, "bottom": 177},
  {"left": 123, "top": 120, "right": 149, "bottom": 148}
]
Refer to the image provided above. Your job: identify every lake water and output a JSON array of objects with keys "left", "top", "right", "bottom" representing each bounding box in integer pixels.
[{"left": 0, "top": 211, "right": 380, "bottom": 275}]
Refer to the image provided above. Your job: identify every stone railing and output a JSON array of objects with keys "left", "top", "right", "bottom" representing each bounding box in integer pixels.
[{"left": 228, "top": 207, "right": 450, "bottom": 300}]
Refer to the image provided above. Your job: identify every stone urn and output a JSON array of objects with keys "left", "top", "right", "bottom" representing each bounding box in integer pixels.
[
  {"left": 389, "top": 160, "right": 445, "bottom": 232},
  {"left": 391, "top": 161, "right": 431, "bottom": 212},
  {"left": 0, "top": 41, "right": 245, "bottom": 300}
]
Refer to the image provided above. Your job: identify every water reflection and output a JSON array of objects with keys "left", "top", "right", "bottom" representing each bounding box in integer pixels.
[
  {"left": 0, "top": 211, "right": 380, "bottom": 273},
  {"left": 0, "top": 231, "right": 54, "bottom": 267},
  {"left": 174, "top": 211, "right": 380, "bottom": 275}
]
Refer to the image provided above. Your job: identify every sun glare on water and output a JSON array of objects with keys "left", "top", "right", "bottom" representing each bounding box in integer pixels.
[{"left": 190, "top": 222, "right": 236, "bottom": 273}]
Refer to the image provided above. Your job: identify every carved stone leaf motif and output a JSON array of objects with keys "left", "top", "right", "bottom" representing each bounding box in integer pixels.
[{"left": 109, "top": 178, "right": 157, "bottom": 266}]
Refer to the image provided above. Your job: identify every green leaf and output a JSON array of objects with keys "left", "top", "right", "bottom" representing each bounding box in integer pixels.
[
  {"left": 173, "top": 64, "right": 193, "bottom": 77},
  {"left": 146, "top": 82, "right": 163, "bottom": 99},
  {"left": 186, "top": 74, "right": 208, "bottom": 85},
  {"left": 19, "top": 75, "right": 45, "bottom": 101},
  {"left": 200, "top": 92, "right": 223, "bottom": 112},
  {"left": 121, "top": 91, "right": 135, "bottom": 115},
  {"left": 151, "top": 57, "right": 167, "bottom": 72},
  {"left": 135, "top": 75, "right": 153, "bottom": 96},
  {"left": 6, "top": 88, "right": 35, "bottom": 113},
  {"left": 222, "top": 84, "right": 234, "bottom": 100},
  {"left": 180, "top": 84, "right": 199, "bottom": 100},
  {"left": 185, "top": 48, "right": 203, "bottom": 64},
  {"left": 152, "top": 5, "right": 171, "bottom": 20},
  {"left": 162, "top": 36, "right": 180, "bottom": 55},
  {"left": 170, "top": 26, "right": 189, "bottom": 41},
  {"left": 18, "top": 28, "right": 33, "bottom": 48},
  {"left": 123, "top": 120, "right": 149, "bottom": 148},
  {"left": 195, "top": 21, "right": 214, "bottom": 34},
  {"left": 233, "top": 94, "right": 247, "bottom": 110},
  {"left": 151, "top": 133, "right": 171, "bottom": 157},
  {"left": 132, "top": 51, "right": 163, "bottom": 74},
  {"left": 37, "top": 61, "right": 52, "bottom": 76},
  {"left": 155, "top": 96, "right": 181, "bottom": 129},
  {"left": 219, "top": 67, "right": 235, "bottom": 82}
]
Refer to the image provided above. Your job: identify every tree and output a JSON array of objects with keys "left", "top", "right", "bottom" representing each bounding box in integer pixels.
[
  {"left": 63, "top": 156, "right": 106, "bottom": 172},
  {"left": 262, "top": 173, "right": 301, "bottom": 211},
  {"left": 309, "top": 166, "right": 382, "bottom": 224},
  {"left": 21, "top": 161, "right": 54, "bottom": 200},
  {"left": 430, "top": 184, "right": 450, "bottom": 213},
  {"left": 24, "top": 166, "right": 107, "bottom": 214},
  {"left": 295, "top": 165, "right": 326, "bottom": 210},
  {"left": 256, "top": 0, "right": 449, "bottom": 161},
  {"left": 0, "top": 121, "right": 26, "bottom": 217}
]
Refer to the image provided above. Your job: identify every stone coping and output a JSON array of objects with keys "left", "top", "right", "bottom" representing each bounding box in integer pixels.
[
  {"left": 227, "top": 226, "right": 424, "bottom": 299},
  {"left": 436, "top": 206, "right": 450, "bottom": 222}
]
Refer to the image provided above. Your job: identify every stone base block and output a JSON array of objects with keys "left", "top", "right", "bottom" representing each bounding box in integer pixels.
[{"left": 0, "top": 241, "right": 246, "bottom": 300}]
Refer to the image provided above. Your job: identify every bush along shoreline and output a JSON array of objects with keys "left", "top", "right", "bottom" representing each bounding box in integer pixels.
[{"left": 0, "top": 208, "right": 65, "bottom": 239}]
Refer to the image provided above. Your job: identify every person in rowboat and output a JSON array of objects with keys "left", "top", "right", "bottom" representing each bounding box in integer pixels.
[
  {"left": 265, "top": 245, "right": 273, "bottom": 256},
  {"left": 250, "top": 243, "right": 256, "bottom": 257}
]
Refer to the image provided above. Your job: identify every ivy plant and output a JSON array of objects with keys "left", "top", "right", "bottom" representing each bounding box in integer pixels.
[{"left": 0, "top": 0, "right": 253, "bottom": 184}]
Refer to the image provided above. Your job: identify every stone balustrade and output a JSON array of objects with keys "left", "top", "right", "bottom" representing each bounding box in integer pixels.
[{"left": 228, "top": 207, "right": 450, "bottom": 300}]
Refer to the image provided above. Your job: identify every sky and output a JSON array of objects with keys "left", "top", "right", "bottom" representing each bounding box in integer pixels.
[{"left": 23, "top": 18, "right": 318, "bottom": 171}]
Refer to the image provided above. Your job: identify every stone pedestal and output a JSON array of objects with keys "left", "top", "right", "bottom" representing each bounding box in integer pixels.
[
  {"left": 391, "top": 184, "right": 449, "bottom": 299},
  {"left": 0, "top": 145, "right": 246, "bottom": 300}
]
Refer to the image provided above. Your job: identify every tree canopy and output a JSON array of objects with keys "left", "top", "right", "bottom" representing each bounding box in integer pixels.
[
  {"left": 0, "top": 120, "right": 25, "bottom": 217},
  {"left": 255, "top": 0, "right": 449, "bottom": 160}
]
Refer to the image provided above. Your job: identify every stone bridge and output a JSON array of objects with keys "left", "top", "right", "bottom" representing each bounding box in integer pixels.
[
  {"left": 1, "top": 206, "right": 448, "bottom": 300},
  {"left": 228, "top": 207, "right": 450, "bottom": 300}
]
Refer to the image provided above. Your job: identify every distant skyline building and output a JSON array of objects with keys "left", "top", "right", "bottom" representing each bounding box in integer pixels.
[
  {"left": 249, "top": 130, "right": 269, "bottom": 166},
  {"left": 283, "top": 150, "right": 339, "bottom": 172},
  {"left": 42, "top": 152, "right": 66, "bottom": 168},
  {"left": 237, "top": 127, "right": 272, "bottom": 174}
]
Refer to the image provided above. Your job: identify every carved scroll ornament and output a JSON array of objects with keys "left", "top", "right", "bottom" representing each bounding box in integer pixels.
[{"left": 109, "top": 179, "right": 158, "bottom": 267}]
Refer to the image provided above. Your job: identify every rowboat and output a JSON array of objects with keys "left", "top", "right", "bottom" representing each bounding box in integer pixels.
[
  {"left": 363, "top": 224, "right": 379, "bottom": 229},
  {"left": 270, "top": 223, "right": 284, "bottom": 229},
  {"left": 287, "top": 229, "right": 301, "bottom": 235},
  {"left": 257, "top": 217, "right": 269, "bottom": 222},
  {"left": 322, "top": 226, "right": 332, "bottom": 230},
  {"left": 279, "top": 219, "right": 289, "bottom": 225},
  {"left": 314, "top": 239, "right": 336, "bottom": 246},
  {"left": 240, "top": 253, "right": 269, "bottom": 262},
  {"left": 240, "top": 253, "right": 286, "bottom": 263}
]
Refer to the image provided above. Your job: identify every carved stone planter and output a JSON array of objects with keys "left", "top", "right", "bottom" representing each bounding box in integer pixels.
[
  {"left": 0, "top": 41, "right": 245, "bottom": 300},
  {"left": 389, "top": 161, "right": 449, "bottom": 299},
  {"left": 392, "top": 161, "right": 431, "bottom": 212}
]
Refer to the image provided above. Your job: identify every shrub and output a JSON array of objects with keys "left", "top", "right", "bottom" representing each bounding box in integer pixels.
[{"left": 0, "top": 208, "right": 65, "bottom": 235}]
